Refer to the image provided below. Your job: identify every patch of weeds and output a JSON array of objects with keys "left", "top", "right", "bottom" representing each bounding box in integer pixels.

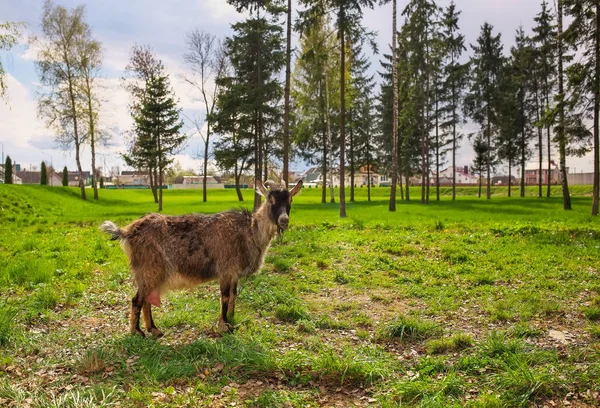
[
  {"left": 270, "top": 258, "right": 294, "bottom": 274},
  {"left": 370, "top": 293, "right": 392, "bottom": 304},
  {"left": 65, "top": 281, "right": 86, "bottom": 305},
  {"left": 32, "top": 285, "right": 60, "bottom": 311},
  {"left": 589, "top": 325, "right": 600, "bottom": 339},
  {"left": 434, "top": 219, "right": 445, "bottom": 231},
  {"left": 314, "top": 317, "right": 351, "bottom": 330},
  {"left": 492, "top": 355, "right": 563, "bottom": 406},
  {"left": 584, "top": 306, "right": 600, "bottom": 321},
  {"left": 441, "top": 247, "right": 470, "bottom": 264},
  {"left": 76, "top": 348, "right": 110, "bottom": 375},
  {"left": 509, "top": 323, "right": 542, "bottom": 339},
  {"left": 274, "top": 304, "right": 309, "bottom": 323},
  {"left": 379, "top": 316, "right": 441, "bottom": 342},
  {"left": 250, "top": 390, "right": 315, "bottom": 408},
  {"left": 479, "top": 331, "right": 524, "bottom": 358},
  {"left": 389, "top": 372, "right": 464, "bottom": 406},
  {"left": 426, "top": 333, "right": 474, "bottom": 355},
  {"left": 489, "top": 300, "right": 514, "bottom": 322},
  {"left": 315, "top": 258, "right": 329, "bottom": 270},
  {"left": 7, "top": 257, "right": 54, "bottom": 288},
  {"left": 0, "top": 305, "right": 17, "bottom": 346},
  {"left": 296, "top": 318, "right": 316, "bottom": 334},
  {"left": 415, "top": 356, "right": 449, "bottom": 376},
  {"left": 473, "top": 274, "right": 495, "bottom": 286},
  {"left": 333, "top": 271, "right": 351, "bottom": 284}
]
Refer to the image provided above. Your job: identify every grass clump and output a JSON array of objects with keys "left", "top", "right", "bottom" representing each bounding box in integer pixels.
[
  {"left": 0, "top": 305, "right": 17, "bottom": 346},
  {"left": 32, "top": 285, "right": 60, "bottom": 311},
  {"left": 479, "top": 331, "right": 524, "bottom": 358},
  {"left": 380, "top": 316, "right": 441, "bottom": 342},
  {"left": 274, "top": 304, "right": 310, "bottom": 323},
  {"left": 426, "top": 333, "right": 474, "bottom": 355}
]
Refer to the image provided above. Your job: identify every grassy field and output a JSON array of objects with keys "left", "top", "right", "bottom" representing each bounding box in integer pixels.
[{"left": 0, "top": 184, "right": 600, "bottom": 407}]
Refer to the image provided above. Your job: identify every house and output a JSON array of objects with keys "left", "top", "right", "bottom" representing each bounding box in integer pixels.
[
  {"left": 66, "top": 171, "right": 92, "bottom": 187},
  {"left": 0, "top": 165, "right": 22, "bottom": 184},
  {"left": 438, "top": 166, "right": 479, "bottom": 185},
  {"left": 116, "top": 171, "right": 150, "bottom": 186},
  {"left": 491, "top": 175, "right": 517, "bottom": 186},
  {"left": 171, "top": 176, "right": 224, "bottom": 190},
  {"left": 524, "top": 161, "right": 562, "bottom": 185},
  {"left": 298, "top": 165, "right": 389, "bottom": 188}
]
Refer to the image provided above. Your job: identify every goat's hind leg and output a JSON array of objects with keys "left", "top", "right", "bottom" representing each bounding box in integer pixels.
[
  {"left": 130, "top": 291, "right": 145, "bottom": 337},
  {"left": 142, "top": 301, "right": 163, "bottom": 338},
  {"left": 226, "top": 280, "right": 238, "bottom": 321}
]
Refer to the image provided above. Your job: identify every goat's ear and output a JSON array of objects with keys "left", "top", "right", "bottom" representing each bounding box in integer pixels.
[
  {"left": 255, "top": 179, "right": 269, "bottom": 197},
  {"left": 289, "top": 179, "right": 303, "bottom": 197}
]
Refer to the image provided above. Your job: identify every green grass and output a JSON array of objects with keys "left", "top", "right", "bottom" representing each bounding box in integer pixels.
[{"left": 1, "top": 184, "right": 600, "bottom": 406}]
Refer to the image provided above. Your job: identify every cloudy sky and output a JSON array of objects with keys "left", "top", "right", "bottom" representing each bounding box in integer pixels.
[{"left": 0, "top": 0, "right": 593, "bottom": 176}]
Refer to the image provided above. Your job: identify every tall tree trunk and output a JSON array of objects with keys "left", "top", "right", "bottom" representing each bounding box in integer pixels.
[
  {"left": 283, "top": 0, "right": 292, "bottom": 187},
  {"left": 325, "top": 70, "right": 335, "bottom": 204},
  {"left": 405, "top": 172, "right": 410, "bottom": 201},
  {"left": 435, "top": 93, "right": 440, "bottom": 201},
  {"left": 508, "top": 157, "right": 512, "bottom": 198},
  {"left": 557, "top": 0, "right": 571, "bottom": 210},
  {"left": 521, "top": 129, "right": 526, "bottom": 198},
  {"left": 158, "top": 133, "right": 163, "bottom": 212},
  {"left": 350, "top": 122, "right": 355, "bottom": 202},
  {"left": 452, "top": 98, "right": 457, "bottom": 201},
  {"left": 486, "top": 109, "right": 491, "bottom": 200},
  {"left": 536, "top": 85, "right": 543, "bottom": 198},
  {"left": 592, "top": 1, "right": 600, "bottom": 215},
  {"left": 234, "top": 161, "right": 244, "bottom": 202},
  {"left": 389, "top": 0, "right": 398, "bottom": 212},
  {"left": 153, "top": 167, "right": 159, "bottom": 203},
  {"left": 68, "top": 70, "right": 86, "bottom": 201},
  {"left": 254, "top": 110, "right": 262, "bottom": 210},
  {"left": 86, "top": 76, "right": 98, "bottom": 201},
  {"left": 202, "top": 132, "right": 209, "bottom": 203},
  {"left": 547, "top": 123, "right": 552, "bottom": 197},
  {"left": 320, "top": 77, "right": 327, "bottom": 204},
  {"left": 339, "top": 14, "right": 347, "bottom": 218}
]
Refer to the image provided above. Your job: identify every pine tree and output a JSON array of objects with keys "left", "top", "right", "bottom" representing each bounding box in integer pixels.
[
  {"left": 134, "top": 74, "right": 185, "bottom": 211},
  {"left": 292, "top": 14, "right": 340, "bottom": 204},
  {"left": 439, "top": 2, "right": 468, "bottom": 201},
  {"left": 40, "top": 161, "right": 48, "bottom": 185},
  {"left": 465, "top": 23, "right": 505, "bottom": 200},
  {"left": 4, "top": 156, "right": 12, "bottom": 184},
  {"left": 219, "top": 9, "right": 284, "bottom": 210},
  {"left": 299, "top": 0, "right": 376, "bottom": 217},
  {"left": 564, "top": 0, "right": 600, "bottom": 214},
  {"left": 497, "top": 28, "right": 535, "bottom": 198},
  {"left": 532, "top": 0, "right": 556, "bottom": 198},
  {"left": 62, "top": 166, "right": 68, "bottom": 186}
]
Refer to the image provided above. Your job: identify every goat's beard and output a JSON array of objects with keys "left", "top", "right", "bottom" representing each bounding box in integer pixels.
[{"left": 277, "top": 226, "right": 284, "bottom": 243}]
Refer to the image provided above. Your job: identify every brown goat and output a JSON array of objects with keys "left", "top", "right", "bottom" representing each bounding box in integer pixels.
[{"left": 100, "top": 179, "right": 303, "bottom": 337}]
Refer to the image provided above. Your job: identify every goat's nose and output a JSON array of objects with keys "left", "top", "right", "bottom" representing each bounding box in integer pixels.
[{"left": 278, "top": 215, "right": 289, "bottom": 229}]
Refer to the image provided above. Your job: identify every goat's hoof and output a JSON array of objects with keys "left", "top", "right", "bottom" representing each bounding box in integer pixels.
[
  {"left": 149, "top": 328, "right": 164, "bottom": 338},
  {"left": 132, "top": 329, "right": 146, "bottom": 337},
  {"left": 218, "top": 321, "right": 233, "bottom": 333}
]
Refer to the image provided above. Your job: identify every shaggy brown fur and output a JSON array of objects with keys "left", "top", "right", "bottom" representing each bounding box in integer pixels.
[{"left": 100, "top": 179, "right": 303, "bottom": 337}]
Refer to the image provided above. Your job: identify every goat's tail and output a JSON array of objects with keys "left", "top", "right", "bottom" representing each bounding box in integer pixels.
[{"left": 100, "top": 220, "right": 125, "bottom": 241}]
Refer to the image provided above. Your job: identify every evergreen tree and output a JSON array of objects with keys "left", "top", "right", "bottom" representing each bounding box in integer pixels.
[
  {"left": 292, "top": 14, "right": 340, "bottom": 204},
  {"left": 40, "top": 161, "right": 48, "bottom": 185},
  {"left": 62, "top": 166, "right": 68, "bottom": 186},
  {"left": 465, "top": 22, "right": 504, "bottom": 200},
  {"left": 471, "top": 134, "right": 488, "bottom": 198},
  {"left": 564, "top": 0, "right": 600, "bottom": 214},
  {"left": 299, "top": 0, "right": 376, "bottom": 217},
  {"left": 532, "top": 0, "right": 556, "bottom": 198},
  {"left": 4, "top": 156, "right": 12, "bottom": 184},
  {"left": 497, "top": 28, "right": 535, "bottom": 198},
  {"left": 218, "top": 9, "right": 284, "bottom": 210},
  {"left": 134, "top": 74, "right": 185, "bottom": 211},
  {"left": 439, "top": 2, "right": 468, "bottom": 201}
]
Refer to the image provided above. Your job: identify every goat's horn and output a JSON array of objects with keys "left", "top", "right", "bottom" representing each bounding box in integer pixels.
[{"left": 264, "top": 180, "right": 279, "bottom": 190}]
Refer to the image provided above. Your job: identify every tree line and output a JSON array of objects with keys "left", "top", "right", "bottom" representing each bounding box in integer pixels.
[{"left": 3, "top": 0, "right": 599, "bottom": 215}]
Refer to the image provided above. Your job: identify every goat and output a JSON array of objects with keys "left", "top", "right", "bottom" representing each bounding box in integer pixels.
[{"left": 100, "top": 179, "right": 303, "bottom": 337}]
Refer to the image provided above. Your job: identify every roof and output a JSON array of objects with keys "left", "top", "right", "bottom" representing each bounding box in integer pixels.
[{"left": 15, "top": 171, "right": 41, "bottom": 184}]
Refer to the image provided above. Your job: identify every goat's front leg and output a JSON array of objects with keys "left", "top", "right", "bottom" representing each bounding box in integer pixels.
[
  {"left": 227, "top": 280, "right": 238, "bottom": 321},
  {"left": 142, "top": 301, "right": 163, "bottom": 338},
  {"left": 218, "top": 279, "right": 233, "bottom": 333}
]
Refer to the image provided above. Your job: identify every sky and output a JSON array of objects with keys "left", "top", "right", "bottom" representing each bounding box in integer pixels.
[{"left": 0, "top": 0, "right": 594, "bottom": 177}]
